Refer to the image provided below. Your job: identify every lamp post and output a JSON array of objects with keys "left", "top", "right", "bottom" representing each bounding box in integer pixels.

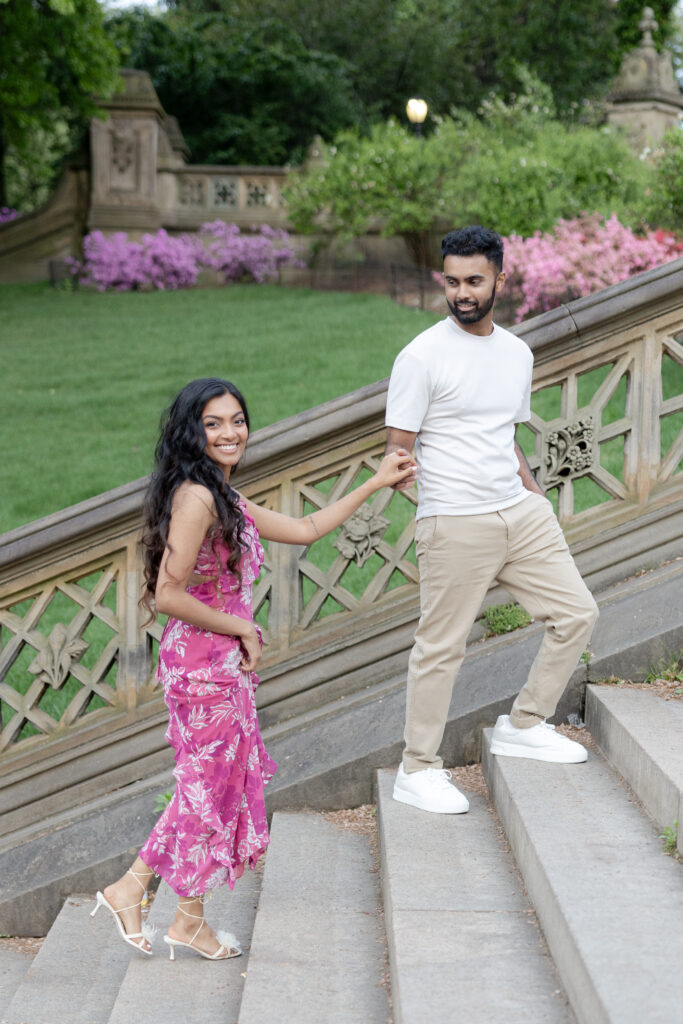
[{"left": 406, "top": 97, "right": 428, "bottom": 136}]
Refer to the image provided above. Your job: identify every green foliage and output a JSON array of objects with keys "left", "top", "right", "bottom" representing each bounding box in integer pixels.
[
  {"left": 483, "top": 603, "right": 533, "bottom": 637},
  {"left": 644, "top": 653, "right": 683, "bottom": 685},
  {"left": 169, "top": 0, "right": 626, "bottom": 122},
  {"left": 0, "top": 0, "right": 120, "bottom": 208},
  {"left": 154, "top": 790, "right": 174, "bottom": 814},
  {"left": 284, "top": 119, "right": 456, "bottom": 265},
  {"left": 105, "top": 9, "right": 360, "bottom": 165},
  {"left": 645, "top": 129, "right": 683, "bottom": 234},
  {"left": 616, "top": 0, "right": 677, "bottom": 53},
  {"left": 659, "top": 820, "right": 678, "bottom": 855},
  {"left": 286, "top": 72, "right": 650, "bottom": 249}
]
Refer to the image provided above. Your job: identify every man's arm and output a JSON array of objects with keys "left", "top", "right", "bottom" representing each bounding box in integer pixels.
[
  {"left": 514, "top": 430, "right": 544, "bottom": 496},
  {"left": 385, "top": 427, "right": 418, "bottom": 492}
]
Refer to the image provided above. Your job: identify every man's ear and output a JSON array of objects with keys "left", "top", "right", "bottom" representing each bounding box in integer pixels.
[{"left": 495, "top": 271, "right": 506, "bottom": 293}]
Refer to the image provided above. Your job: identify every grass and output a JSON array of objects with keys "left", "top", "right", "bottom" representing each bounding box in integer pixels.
[
  {"left": 659, "top": 821, "right": 679, "bottom": 855},
  {"left": 1, "top": 282, "right": 681, "bottom": 533},
  {"left": 483, "top": 602, "right": 533, "bottom": 637},
  {"left": 0, "top": 282, "right": 438, "bottom": 533}
]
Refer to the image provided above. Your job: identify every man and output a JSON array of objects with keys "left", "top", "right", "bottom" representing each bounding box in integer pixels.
[{"left": 386, "top": 225, "right": 598, "bottom": 815}]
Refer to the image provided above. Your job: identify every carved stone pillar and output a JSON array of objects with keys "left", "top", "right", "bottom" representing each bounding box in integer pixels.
[
  {"left": 89, "top": 69, "right": 167, "bottom": 231},
  {"left": 606, "top": 7, "right": 683, "bottom": 152}
]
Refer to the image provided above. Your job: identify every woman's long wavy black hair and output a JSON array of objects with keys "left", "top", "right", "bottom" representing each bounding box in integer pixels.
[{"left": 141, "top": 378, "right": 250, "bottom": 616}]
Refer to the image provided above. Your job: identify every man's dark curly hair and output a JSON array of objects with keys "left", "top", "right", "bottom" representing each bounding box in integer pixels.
[{"left": 441, "top": 226, "right": 504, "bottom": 273}]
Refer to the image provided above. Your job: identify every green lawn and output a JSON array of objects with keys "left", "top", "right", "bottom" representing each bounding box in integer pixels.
[
  {"left": 1, "top": 281, "right": 680, "bottom": 534},
  {"left": 0, "top": 282, "right": 438, "bottom": 533}
]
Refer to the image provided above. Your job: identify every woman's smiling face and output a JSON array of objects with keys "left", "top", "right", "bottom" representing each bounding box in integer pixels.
[{"left": 201, "top": 393, "right": 249, "bottom": 478}]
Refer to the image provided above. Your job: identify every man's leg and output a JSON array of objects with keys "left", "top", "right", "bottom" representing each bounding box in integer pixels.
[
  {"left": 403, "top": 512, "right": 506, "bottom": 772},
  {"left": 492, "top": 493, "right": 598, "bottom": 758}
]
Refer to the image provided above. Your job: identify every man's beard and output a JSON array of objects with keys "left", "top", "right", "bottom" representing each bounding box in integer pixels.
[{"left": 447, "top": 282, "right": 497, "bottom": 325}]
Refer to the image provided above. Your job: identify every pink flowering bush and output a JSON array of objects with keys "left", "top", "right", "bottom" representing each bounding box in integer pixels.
[
  {"left": 503, "top": 214, "right": 682, "bottom": 322},
  {"left": 0, "top": 207, "right": 19, "bottom": 224},
  {"left": 431, "top": 214, "right": 682, "bottom": 323},
  {"left": 72, "top": 224, "right": 302, "bottom": 292}
]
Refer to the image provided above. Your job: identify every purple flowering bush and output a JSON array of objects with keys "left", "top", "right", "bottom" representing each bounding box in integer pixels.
[
  {"left": 0, "top": 207, "right": 19, "bottom": 224},
  {"left": 72, "top": 224, "right": 302, "bottom": 292},
  {"left": 201, "top": 221, "right": 304, "bottom": 283}
]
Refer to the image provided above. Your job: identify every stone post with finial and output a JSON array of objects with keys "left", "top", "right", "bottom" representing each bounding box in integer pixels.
[{"left": 606, "top": 6, "right": 683, "bottom": 152}]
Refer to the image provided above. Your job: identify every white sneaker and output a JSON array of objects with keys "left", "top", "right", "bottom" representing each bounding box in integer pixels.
[
  {"left": 393, "top": 764, "right": 470, "bottom": 814},
  {"left": 490, "top": 715, "right": 587, "bottom": 763}
]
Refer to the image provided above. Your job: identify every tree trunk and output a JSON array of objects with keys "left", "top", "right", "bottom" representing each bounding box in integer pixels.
[{"left": 0, "top": 121, "right": 7, "bottom": 209}]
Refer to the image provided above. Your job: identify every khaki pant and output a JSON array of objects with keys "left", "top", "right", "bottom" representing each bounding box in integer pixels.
[{"left": 404, "top": 491, "right": 599, "bottom": 773}]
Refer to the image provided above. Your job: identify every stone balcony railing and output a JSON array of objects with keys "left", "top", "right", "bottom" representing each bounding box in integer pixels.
[{"left": 0, "top": 259, "right": 681, "bottom": 836}]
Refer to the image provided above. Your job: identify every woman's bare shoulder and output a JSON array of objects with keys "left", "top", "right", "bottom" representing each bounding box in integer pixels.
[{"left": 172, "top": 481, "right": 217, "bottom": 519}]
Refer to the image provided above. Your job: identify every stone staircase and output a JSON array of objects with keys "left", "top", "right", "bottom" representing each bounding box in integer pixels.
[{"left": 3, "top": 682, "right": 682, "bottom": 1024}]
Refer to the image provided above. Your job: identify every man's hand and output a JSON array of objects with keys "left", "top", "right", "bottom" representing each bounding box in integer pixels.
[
  {"left": 385, "top": 427, "right": 418, "bottom": 491},
  {"left": 514, "top": 436, "right": 545, "bottom": 496}
]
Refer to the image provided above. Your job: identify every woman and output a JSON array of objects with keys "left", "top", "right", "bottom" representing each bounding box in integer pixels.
[{"left": 91, "top": 377, "right": 414, "bottom": 960}]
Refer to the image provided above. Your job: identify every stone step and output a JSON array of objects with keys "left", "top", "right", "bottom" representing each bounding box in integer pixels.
[
  {"left": 0, "top": 942, "right": 35, "bottom": 1024},
  {"left": 376, "top": 769, "right": 575, "bottom": 1024},
  {"left": 4, "top": 560, "right": 681, "bottom": 939},
  {"left": 4, "top": 894, "right": 131, "bottom": 1024},
  {"left": 107, "top": 869, "right": 262, "bottom": 1024},
  {"left": 0, "top": 770, "right": 166, "bottom": 937},
  {"left": 482, "top": 729, "right": 683, "bottom": 1024},
  {"left": 237, "top": 811, "right": 390, "bottom": 1024},
  {"left": 586, "top": 684, "right": 683, "bottom": 853},
  {"left": 260, "top": 560, "right": 683, "bottom": 814}
]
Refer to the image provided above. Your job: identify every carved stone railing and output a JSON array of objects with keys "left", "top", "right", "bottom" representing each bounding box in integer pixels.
[
  {"left": 1, "top": 260, "right": 682, "bottom": 831},
  {"left": 161, "top": 166, "right": 288, "bottom": 230}
]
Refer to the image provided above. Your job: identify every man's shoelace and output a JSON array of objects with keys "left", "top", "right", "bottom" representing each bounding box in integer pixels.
[{"left": 426, "top": 768, "right": 454, "bottom": 788}]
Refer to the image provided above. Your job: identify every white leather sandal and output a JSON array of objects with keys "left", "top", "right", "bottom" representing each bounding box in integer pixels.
[
  {"left": 163, "top": 897, "right": 242, "bottom": 961},
  {"left": 91, "top": 868, "right": 157, "bottom": 955}
]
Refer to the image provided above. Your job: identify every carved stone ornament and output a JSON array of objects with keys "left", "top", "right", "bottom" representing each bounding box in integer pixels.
[
  {"left": 246, "top": 181, "right": 268, "bottom": 207},
  {"left": 27, "top": 623, "right": 89, "bottom": 689},
  {"left": 179, "top": 177, "right": 205, "bottom": 206},
  {"left": 334, "top": 505, "right": 389, "bottom": 567},
  {"left": 544, "top": 417, "right": 594, "bottom": 487},
  {"left": 111, "top": 132, "right": 135, "bottom": 174},
  {"left": 213, "top": 178, "right": 238, "bottom": 207}
]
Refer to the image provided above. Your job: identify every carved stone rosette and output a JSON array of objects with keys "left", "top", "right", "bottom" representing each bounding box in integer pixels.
[
  {"left": 544, "top": 417, "right": 595, "bottom": 487},
  {"left": 333, "top": 505, "right": 389, "bottom": 567}
]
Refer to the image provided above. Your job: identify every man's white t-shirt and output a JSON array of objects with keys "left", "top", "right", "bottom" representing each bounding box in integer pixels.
[{"left": 386, "top": 316, "right": 533, "bottom": 519}]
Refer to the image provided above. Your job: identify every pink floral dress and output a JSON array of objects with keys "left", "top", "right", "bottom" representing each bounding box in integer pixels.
[{"left": 139, "top": 503, "right": 276, "bottom": 897}]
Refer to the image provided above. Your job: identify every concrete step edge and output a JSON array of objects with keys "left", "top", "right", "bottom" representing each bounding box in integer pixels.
[
  {"left": 586, "top": 684, "right": 683, "bottom": 853},
  {"left": 237, "top": 811, "right": 390, "bottom": 1024},
  {"left": 481, "top": 729, "right": 683, "bottom": 1024},
  {"left": 107, "top": 871, "right": 263, "bottom": 1024},
  {"left": 5, "top": 894, "right": 131, "bottom": 1024},
  {"left": 376, "top": 768, "right": 575, "bottom": 1024}
]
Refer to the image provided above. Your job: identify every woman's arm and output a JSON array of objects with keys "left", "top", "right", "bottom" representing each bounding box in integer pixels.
[
  {"left": 154, "top": 483, "right": 261, "bottom": 669},
  {"left": 242, "top": 449, "right": 415, "bottom": 544}
]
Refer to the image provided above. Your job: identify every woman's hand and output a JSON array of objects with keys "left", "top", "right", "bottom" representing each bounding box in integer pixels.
[
  {"left": 371, "top": 449, "right": 417, "bottom": 491},
  {"left": 238, "top": 622, "right": 262, "bottom": 672}
]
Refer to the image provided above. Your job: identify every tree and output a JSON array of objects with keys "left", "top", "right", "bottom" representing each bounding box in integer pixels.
[
  {"left": 0, "top": 0, "right": 120, "bottom": 208},
  {"left": 285, "top": 72, "right": 651, "bottom": 263},
  {"left": 105, "top": 9, "right": 362, "bottom": 166},
  {"left": 615, "top": 0, "right": 677, "bottom": 54},
  {"left": 168, "top": 0, "right": 631, "bottom": 120}
]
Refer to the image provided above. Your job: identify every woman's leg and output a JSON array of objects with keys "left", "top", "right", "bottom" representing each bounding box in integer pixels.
[
  {"left": 102, "top": 856, "right": 155, "bottom": 953},
  {"left": 167, "top": 895, "right": 240, "bottom": 957}
]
